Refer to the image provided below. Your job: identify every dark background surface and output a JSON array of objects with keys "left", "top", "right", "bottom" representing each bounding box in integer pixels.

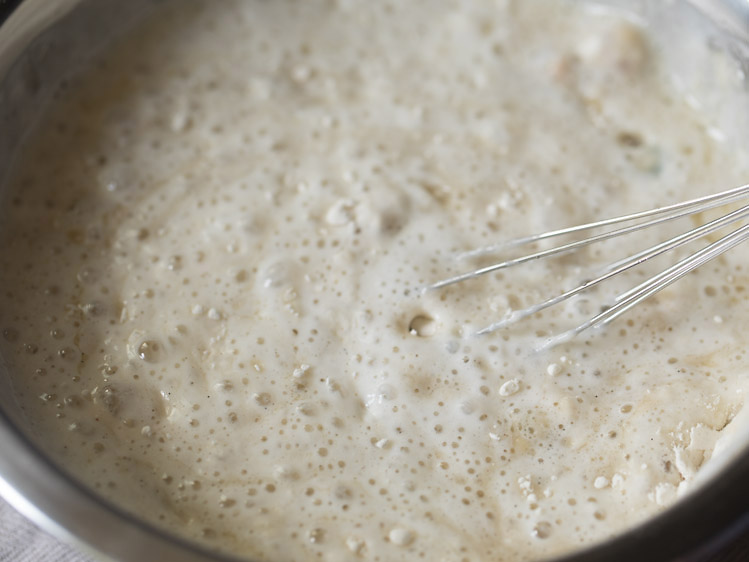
[
  {"left": 699, "top": 529, "right": 749, "bottom": 562},
  {"left": 0, "top": 0, "right": 23, "bottom": 26}
]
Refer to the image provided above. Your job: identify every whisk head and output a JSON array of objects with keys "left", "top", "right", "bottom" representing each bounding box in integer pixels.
[{"left": 427, "top": 183, "right": 749, "bottom": 349}]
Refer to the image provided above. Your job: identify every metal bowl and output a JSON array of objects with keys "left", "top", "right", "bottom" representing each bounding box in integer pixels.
[{"left": 0, "top": 1, "right": 748, "bottom": 560}]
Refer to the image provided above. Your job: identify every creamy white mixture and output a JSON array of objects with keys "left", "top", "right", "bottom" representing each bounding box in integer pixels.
[{"left": 1, "top": 1, "right": 749, "bottom": 560}]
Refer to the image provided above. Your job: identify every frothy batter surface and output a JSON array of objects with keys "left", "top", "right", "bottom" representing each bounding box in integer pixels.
[{"left": 1, "top": 0, "right": 749, "bottom": 560}]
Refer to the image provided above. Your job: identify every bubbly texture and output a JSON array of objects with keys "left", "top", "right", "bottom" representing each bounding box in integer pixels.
[{"left": 1, "top": 0, "right": 749, "bottom": 560}]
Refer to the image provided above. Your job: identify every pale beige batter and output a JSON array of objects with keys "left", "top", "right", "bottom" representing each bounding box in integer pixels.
[{"left": 1, "top": 1, "right": 748, "bottom": 560}]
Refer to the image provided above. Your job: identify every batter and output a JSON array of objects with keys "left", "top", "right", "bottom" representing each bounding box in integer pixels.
[{"left": 1, "top": 0, "right": 748, "bottom": 560}]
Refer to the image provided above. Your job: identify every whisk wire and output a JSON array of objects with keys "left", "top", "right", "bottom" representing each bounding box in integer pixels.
[
  {"left": 597, "top": 222, "right": 749, "bottom": 328},
  {"left": 611, "top": 203, "right": 749, "bottom": 303},
  {"left": 474, "top": 202, "right": 749, "bottom": 336},
  {"left": 539, "top": 222, "right": 749, "bottom": 351},
  {"left": 428, "top": 183, "right": 749, "bottom": 346},
  {"left": 459, "top": 182, "right": 749, "bottom": 260}
]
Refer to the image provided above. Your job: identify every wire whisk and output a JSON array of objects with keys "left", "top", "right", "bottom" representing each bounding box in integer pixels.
[{"left": 427, "top": 183, "right": 749, "bottom": 350}]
